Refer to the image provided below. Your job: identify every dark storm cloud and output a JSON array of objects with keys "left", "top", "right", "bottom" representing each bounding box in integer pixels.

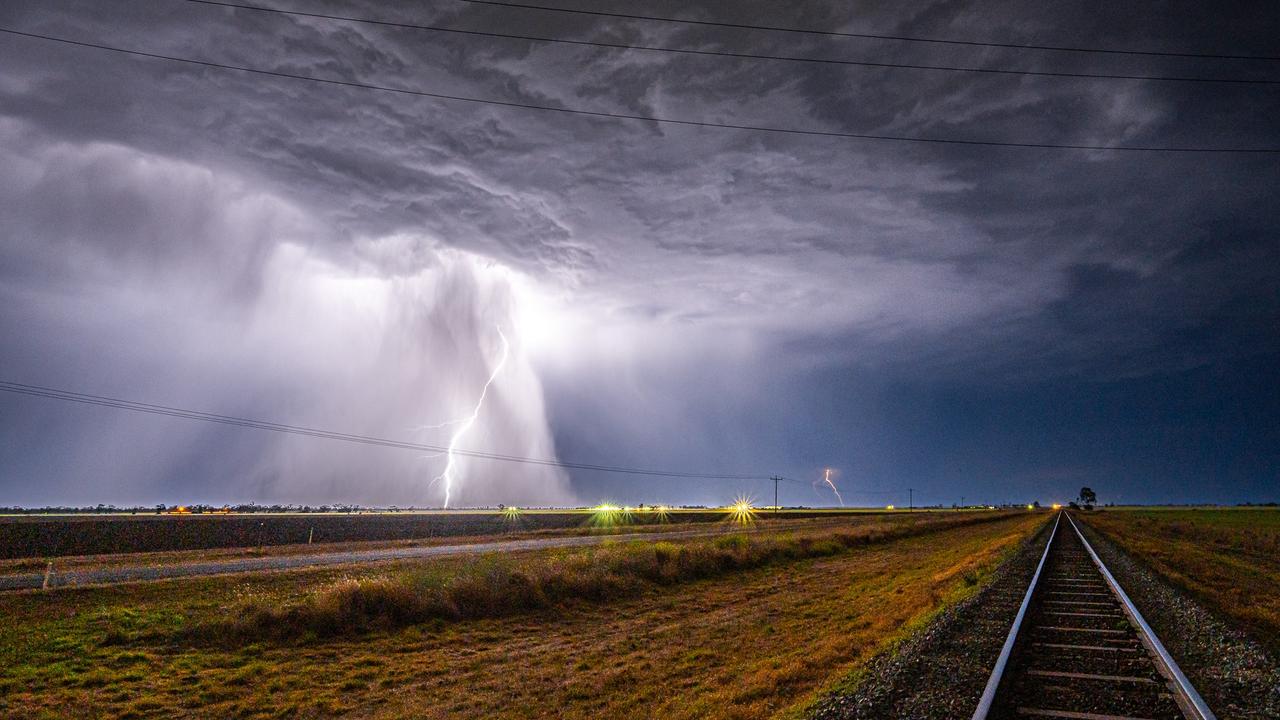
[{"left": 1, "top": 0, "right": 1277, "bottom": 505}]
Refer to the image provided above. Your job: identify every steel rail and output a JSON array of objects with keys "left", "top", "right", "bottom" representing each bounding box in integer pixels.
[
  {"left": 1065, "top": 512, "right": 1217, "bottom": 720},
  {"left": 971, "top": 512, "right": 1061, "bottom": 719}
]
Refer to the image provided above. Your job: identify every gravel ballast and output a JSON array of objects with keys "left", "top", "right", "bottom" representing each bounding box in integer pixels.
[
  {"left": 1074, "top": 515, "right": 1280, "bottom": 719},
  {"left": 809, "top": 517, "right": 1055, "bottom": 720},
  {"left": 810, "top": 512, "right": 1280, "bottom": 719}
]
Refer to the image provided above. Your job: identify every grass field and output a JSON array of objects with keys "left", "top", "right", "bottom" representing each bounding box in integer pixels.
[
  {"left": 0, "top": 511, "right": 1045, "bottom": 719},
  {"left": 1083, "top": 507, "right": 1280, "bottom": 650}
]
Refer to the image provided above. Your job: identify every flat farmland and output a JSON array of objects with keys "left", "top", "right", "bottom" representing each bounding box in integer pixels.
[
  {"left": 0, "top": 511, "right": 1046, "bottom": 719},
  {"left": 1082, "top": 507, "right": 1280, "bottom": 650},
  {"left": 0, "top": 509, "right": 886, "bottom": 560},
  {"left": 0, "top": 513, "right": 942, "bottom": 591}
]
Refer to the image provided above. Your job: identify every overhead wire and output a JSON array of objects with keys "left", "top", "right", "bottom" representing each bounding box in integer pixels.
[
  {"left": 177, "top": 0, "right": 1280, "bottom": 85},
  {"left": 457, "top": 0, "right": 1280, "bottom": 62},
  {"left": 0, "top": 381, "right": 768, "bottom": 480},
  {"left": 1, "top": 27, "right": 1277, "bottom": 153}
]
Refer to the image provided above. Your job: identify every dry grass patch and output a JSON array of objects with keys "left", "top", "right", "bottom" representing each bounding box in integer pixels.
[
  {"left": 210, "top": 514, "right": 1013, "bottom": 641},
  {"left": 1084, "top": 508, "right": 1280, "bottom": 650}
]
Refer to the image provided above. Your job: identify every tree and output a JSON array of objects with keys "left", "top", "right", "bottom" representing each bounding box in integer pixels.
[{"left": 1079, "top": 487, "right": 1097, "bottom": 510}]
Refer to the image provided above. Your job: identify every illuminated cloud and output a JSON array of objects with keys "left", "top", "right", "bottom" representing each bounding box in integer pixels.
[{"left": 0, "top": 1, "right": 1277, "bottom": 505}]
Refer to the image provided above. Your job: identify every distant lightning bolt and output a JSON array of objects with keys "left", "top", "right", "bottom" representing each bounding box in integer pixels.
[
  {"left": 431, "top": 325, "right": 511, "bottom": 508},
  {"left": 822, "top": 468, "right": 845, "bottom": 507}
]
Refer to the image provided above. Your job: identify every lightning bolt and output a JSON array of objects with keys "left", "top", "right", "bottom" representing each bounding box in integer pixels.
[
  {"left": 822, "top": 468, "right": 845, "bottom": 507},
  {"left": 431, "top": 325, "right": 510, "bottom": 508}
]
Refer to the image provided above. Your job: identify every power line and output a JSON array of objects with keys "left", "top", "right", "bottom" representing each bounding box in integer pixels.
[
  {"left": 458, "top": 0, "right": 1280, "bottom": 62},
  {"left": 177, "top": 0, "right": 1280, "bottom": 86},
  {"left": 2, "top": 27, "right": 1277, "bottom": 154},
  {"left": 0, "top": 381, "right": 884, "bottom": 497},
  {"left": 0, "top": 381, "right": 767, "bottom": 480}
]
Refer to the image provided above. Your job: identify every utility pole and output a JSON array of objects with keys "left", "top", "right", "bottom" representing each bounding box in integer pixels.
[
  {"left": 771, "top": 476, "right": 782, "bottom": 515},
  {"left": 908, "top": 488, "right": 914, "bottom": 512}
]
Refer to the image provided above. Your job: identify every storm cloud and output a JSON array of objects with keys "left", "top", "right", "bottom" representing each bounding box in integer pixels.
[{"left": 1, "top": 0, "right": 1277, "bottom": 506}]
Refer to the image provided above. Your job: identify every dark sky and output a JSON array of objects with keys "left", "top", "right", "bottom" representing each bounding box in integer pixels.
[{"left": 1, "top": 0, "right": 1277, "bottom": 507}]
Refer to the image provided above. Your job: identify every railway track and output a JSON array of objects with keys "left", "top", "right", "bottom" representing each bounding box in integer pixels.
[{"left": 973, "top": 512, "right": 1215, "bottom": 720}]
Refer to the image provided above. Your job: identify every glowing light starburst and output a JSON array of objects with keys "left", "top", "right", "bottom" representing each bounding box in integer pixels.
[
  {"left": 726, "top": 495, "right": 757, "bottom": 525},
  {"left": 589, "top": 503, "right": 631, "bottom": 528},
  {"left": 431, "top": 325, "right": 510, "bottom": 508},
  {"left": 820, "top": 468, "right": 844, "bottom": 507}
]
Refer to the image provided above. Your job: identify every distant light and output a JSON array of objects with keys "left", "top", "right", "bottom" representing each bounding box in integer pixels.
[
  {"left": 1051, "top": 503, "right": 1062, "bottom": 510},
  {"left": 727, "top": 495, "right": 757, "bottom": 525},
  {"left": 886, "top": 504, "right": 895, "bottom": 510},
  {"left": 589, "top": 503, "right": 629, "bottom": 528},
  {"left": 1027, "top": 504, "right": 1035, "bottom": 511}
]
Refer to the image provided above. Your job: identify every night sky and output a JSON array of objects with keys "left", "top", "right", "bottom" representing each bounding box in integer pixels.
[{"left": 1, "top": 1, "right": 1277, "bottom": 507}]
